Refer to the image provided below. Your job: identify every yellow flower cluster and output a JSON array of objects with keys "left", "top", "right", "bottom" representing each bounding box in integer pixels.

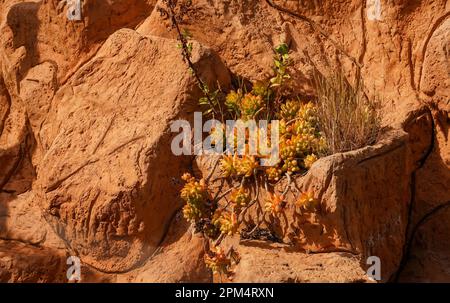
[
  {"left": 296, "top": 191, "right": 319, "bottom": 210},
  {"left": 263, "top": 190, "right": 319, "bottom": 214},
  {"left": 213, "top": 211, "right": 238, "bottom": 236},
  {"left": 265, "top": 166, "right": 283, "bottom": 182},
  {"left": 180, "top": 173, "right": 208, "bottom": 223},
  {"left": 303, "top": 154, "right": 318, "bottom": 169},
  {"left": 221, "top": 92, "right": 326, "bottom": 184},
  {"left": 264, "top": 193, "right": 285, "bottom": 214},
  {"left": 230, "top": 187, "right": 251, "bottom": 210},
  {"left": 240, "top": 94, "right": 264, "bottom": 120},
  {"left": 225, "top": 91, "right": 265, "bottom": 120},
  {"left": 252, "top": 80, "right": 270, "bottom": 97},
  {"left": 220, "top": 155, "right": 259, "bottom": 178},
  {"left": 220, "top": 155, "right": 237, "bottom": 177},
  {"left": 210, "top": 187, "right": 249, "bottom": 236},
  {"left": 204, "top": 246, "right": 231, "bottom": 275},
  {"left": 225, "top": 90, "right": 241, "bottom": 113},
  {"left": 280, "top": 100, "right": 301, "bottom": 120},
  {"left": 266, "top": 101, "right": 325, "bottom": 181},
  {"left": 221, "top": 96, "right": 325, "bottom": 182},
  {"left": 236, "top": 155, "right": 259, "bottom": 177}
]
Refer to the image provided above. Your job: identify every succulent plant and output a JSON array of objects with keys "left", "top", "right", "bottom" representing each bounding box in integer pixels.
[
  {"left": 304, "top": 153, "right": 318, "bottom": 169},
  {"left": 220, "top": 155, "right": 237, "bottom": 177},
  {"left": 180, "top": 173, "right": 207, "bottom": 205},
  {"left": 225, "top": 90, "right": 242, "bottom": 114},
  {"left": 182, "top": 203, "right": 203, "bottom": 223},
  {"left": 180, "top": 173, "right": 209, "bottom": 222},
  {"left": 230, "top": 187, "right": 251, "bottom": 209},
  {"left": 235, "top": 156, "right": 258, "bottom": 177},
  {"left": 293, "top": 119, "right": 316, "bottom": 136},
  {"left": 266, "top": 166, "right": 283, "bottom": 182},
  {"left": 280, "top": 100, "right": 301, "bottom": 120},
  {"left": 282, "top": 158, "right": 300, "bottom": 175},
  {"left": 296, "top": 191, "right": 319, "bottom": 210},
  {"left": 239, "top": 93, "right": 264, "bottom": 120},
  {"left": 204, "top": 246, "right": 231, "bottom": 275},
  {"left": 264, "top": 193, "right": 285, "bottom": 214},
  {"left": 290, "top": 135, "right": 307, "bottom": 156},
  {"left": 175, "top": 39, "right": 330, "bottom": 276},
  {"left": 252, "top": 80, "right": 271, "bottom": 97},
  {"left": 280, "top": 139, "right": 297, "bottom": 160},
  {"left": 217, "top": 211, "right": 238, "bottom": 236},
  {"left": 279, "top": 119, "right": 288, "bottom": 137}
]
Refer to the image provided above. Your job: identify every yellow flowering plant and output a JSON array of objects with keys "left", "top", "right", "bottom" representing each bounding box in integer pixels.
[
  {"left": 204, "top": 246, "right": 232, "bottom": 275},
  {"left": 296, "top": 191, "right": 319, "bottom": 211},
  {"left": 176, "top": 42, "right": 327, "bottom": 277},
  {"left": 264, "top": 193, "right": 285, "bottom": 215}
]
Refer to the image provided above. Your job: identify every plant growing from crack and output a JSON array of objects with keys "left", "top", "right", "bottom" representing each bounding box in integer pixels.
[
  {"left": 159, "top": 0, "right": 334, "bottom": 280},
  {"left": 175, "top": 48, "right": 324, "bottom": 278},
  {"left": 158, "top": 0, "right": 224, "bottom": 120},
  {"left": 160, "top": 0, "right": 384, "bottom": 280}
]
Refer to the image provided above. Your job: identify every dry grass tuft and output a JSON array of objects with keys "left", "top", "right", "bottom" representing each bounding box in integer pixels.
[{"left": 313, "top": 70, "right": 381, "bottom": 155}]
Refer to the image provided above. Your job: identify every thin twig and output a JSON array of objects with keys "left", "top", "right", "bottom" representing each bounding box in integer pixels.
[
  {"left": 214, "top": 187, "right": 234, "bottom": 202},
  {"left": 214, "top": 178, "right": 244, "bottom": 203},
  {"left": 239, "top": 172, "right": 260, "bottom": 221},
  {"left": 206, "top": 157, "right": 221, "bottom": 182},
  {"left": 160, "top": 0, "right": 218, "bottom": 115},
  {"left": 214, "top": 233, "right": 226, "bottom": 247},
  {"left": 293, "top": 178, "right": 301, "bottom": 193},
  {"left": 282, "top": 173, "right": 292, "bottom": 196}
]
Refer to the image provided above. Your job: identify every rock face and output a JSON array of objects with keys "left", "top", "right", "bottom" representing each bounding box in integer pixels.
[
  {"left": 1, "top": 1, "right": 229, "bottom": 280},
  {"left": 117, "top": 211, "right": 212, "bottom": 282},
  {"left": 232, "top": 243, "right": 370, "bottom": 283},
  {"left": 0, "top": 239, "right": 66, "bottom": 283},
  {"left": 195, "top": 128, "right": 421, "bottom": 282},
  {"left": 398, "top": 15, "right": 450, "bottom": 282},
  {"left": 34, "top": 28, "right": 229, "bottom": 273},
  {"left": 0, "top": 0, "right": 449, "bottom": 282}
]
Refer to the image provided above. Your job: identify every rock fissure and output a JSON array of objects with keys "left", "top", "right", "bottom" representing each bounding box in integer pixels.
[
  {"left": 265, "top": 0, "right": 362, "bottom": 68},
  {"left": 417, "top": 12, "right": 450, "bottom": 91},
  {"left": 392, "top": 107, "right": 436, "bottom": 281}
]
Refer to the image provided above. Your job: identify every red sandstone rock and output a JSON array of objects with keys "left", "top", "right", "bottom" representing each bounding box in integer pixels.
[{"left": 0, "top": 0, "right": 448, "bottom": 282}]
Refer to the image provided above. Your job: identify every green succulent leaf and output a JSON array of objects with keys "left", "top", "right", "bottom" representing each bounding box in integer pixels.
[{"left": 275, "top": 43, "right": 289, "bottom": 55}]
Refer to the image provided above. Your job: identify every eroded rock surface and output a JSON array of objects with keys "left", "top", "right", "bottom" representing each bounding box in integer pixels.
[
  {"left": 34, "top": 28, "right": 229, "bottom": 273},
  {"left": 0, "top": 239, "right": 66, "bottom": 283},
  {"left": 195, "top": 129, "right": 419, "bottom": 282},
  {"left": 232, "top": 242, "right": 370, "bottom": 283},
  {"left": 0, "top": 0, "right": 448, "bottom": 282}
]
